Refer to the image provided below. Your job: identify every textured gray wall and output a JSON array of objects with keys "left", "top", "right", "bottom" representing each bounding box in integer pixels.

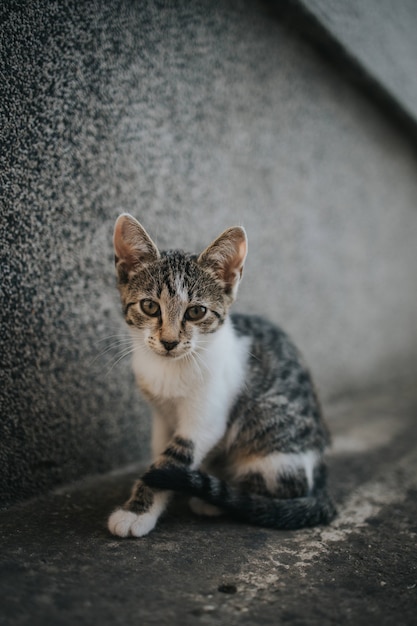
[
  {"left": 1, "top": 0, "right": 417, "bottom": 506},
  {"left": 303, "top": 0, "right": 417, "bottom": 120}
]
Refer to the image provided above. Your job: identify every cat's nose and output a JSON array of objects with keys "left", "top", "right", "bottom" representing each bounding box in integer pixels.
[{"left": 160, "top": 339, "right": 179, "bottom": 352}]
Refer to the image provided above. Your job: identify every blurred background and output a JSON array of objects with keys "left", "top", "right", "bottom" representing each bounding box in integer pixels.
[{"left": 1, "top": 0, "right": 417, "bottom": 507}]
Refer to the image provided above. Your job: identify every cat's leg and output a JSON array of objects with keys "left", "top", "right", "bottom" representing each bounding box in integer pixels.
[
  {"left": 108, "top": 482, "right": 171, "bottom": 537},
  {"left": 188, "top": 458, "right": 224, "bottom": 517},
  {"left": 151, "top": 410, "right": 174, "bottom": 458},
  {"left": 108, "top": 412, "right": 174, "bottom": 538},
  {"left": 189, "top": 497, "right": 223, "bottom": 517},
  {"left": 108, "top": 435, "right": 196, "bottom": 537},
  {"left": 232, "top": 450, "right": 318, "bottom": 499},
  {"left": 109, "top": 398, "right": 227, "bottom": 537},
  {"left": 140, "top": 412, "right": 228, "bottom": 522}
]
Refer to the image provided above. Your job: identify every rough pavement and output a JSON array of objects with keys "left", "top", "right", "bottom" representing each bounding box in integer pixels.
[{"left": 1, "top": 383, "right": 416, "bottom": 626}]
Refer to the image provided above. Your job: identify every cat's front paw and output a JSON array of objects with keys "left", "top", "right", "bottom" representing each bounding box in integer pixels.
[{"left": 107, "top": 508, "right": 158, "bottom": 538}]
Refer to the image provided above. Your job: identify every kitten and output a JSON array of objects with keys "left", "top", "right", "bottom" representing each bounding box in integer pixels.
[{"left": 108, "top": 214, "right": 336, "bottom": 537}]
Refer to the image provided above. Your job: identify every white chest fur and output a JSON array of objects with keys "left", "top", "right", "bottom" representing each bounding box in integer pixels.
[{"left": 131, "top": 319, "right": 250, "bottom": 419}]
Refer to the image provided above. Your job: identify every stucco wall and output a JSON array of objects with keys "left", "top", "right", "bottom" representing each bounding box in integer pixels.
[
  {"left": 1, "top": 0, "right": 417, "bottom": 506},
  {"left": 301, "top": 0, "right": 417, "bottom": 121}
]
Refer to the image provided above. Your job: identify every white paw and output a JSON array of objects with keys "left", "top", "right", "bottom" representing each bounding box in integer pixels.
[
  {"left": 107, "top": 508, "right": 157, "bottom": 538},
  {"left": 189, "top": 497, "right": 223, "bottom": 517},
  {"left": 130, "top": 511, "right": 158, "bottom": 537},
  {"left": 108, "top": 509, "right": 137, "bottom": 537}
]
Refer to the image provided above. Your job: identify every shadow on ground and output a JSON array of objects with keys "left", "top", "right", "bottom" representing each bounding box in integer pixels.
[{"left": 1, "top": 383, "right": 416, "bottom": 626}]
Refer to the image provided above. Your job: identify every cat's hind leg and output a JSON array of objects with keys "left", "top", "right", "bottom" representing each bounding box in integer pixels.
[{"left": 189, "top": 497, "right": 223, "bottom": 517}]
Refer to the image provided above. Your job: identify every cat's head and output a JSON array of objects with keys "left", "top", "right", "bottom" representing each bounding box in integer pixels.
[{"left": 113, "top": 213, "right": 247, "bottom": 359}]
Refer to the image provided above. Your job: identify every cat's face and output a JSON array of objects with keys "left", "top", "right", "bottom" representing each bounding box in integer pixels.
[
  {"left": 119, "top": 252, "right": 232, "bottom": 359},
  {"left": 113, "top": 214, "right": 247, "bottom": 361}
]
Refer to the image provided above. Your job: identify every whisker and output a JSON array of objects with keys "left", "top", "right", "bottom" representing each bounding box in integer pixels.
[
  {"left": 90, "top": 338, "right": 133, "bottom": 366},
  {"left": 192, "top": 349, "right": 212, "bottom": 377},
  {"left": 186, "top": 352, "right": 205, "bottom": 383},
  {"left": 105, "top": 345, "right": 137, "bottom": 376},
  {"left": 95, "top": 333, "right": 132, "bottom": 344},
  {"left": 94, "top": 333, "right": 136, "bottom": 363},
  {"left": 195, "top": 343, "right": 210, "bottom": 353}
]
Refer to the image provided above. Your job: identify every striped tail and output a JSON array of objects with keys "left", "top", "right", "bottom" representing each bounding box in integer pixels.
[{"left": 142, "top": 466, "right": 337, "bottom": 530}]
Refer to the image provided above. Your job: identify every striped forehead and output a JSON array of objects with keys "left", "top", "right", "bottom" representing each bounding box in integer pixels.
[{"left": 156, "top": 252, "right": 199, "bottom": 300}]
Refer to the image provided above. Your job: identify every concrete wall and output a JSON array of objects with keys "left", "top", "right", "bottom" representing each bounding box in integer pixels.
[
  {"left": 300, "top": 0, "right": 417, "bottom": 121},
  {"left": 1, "top": 0, "right": 417, "bottom": 506}
]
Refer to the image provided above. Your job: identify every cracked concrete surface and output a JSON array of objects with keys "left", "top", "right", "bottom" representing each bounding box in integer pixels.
[{"left": 1, "top": 383, "right": 416, "bottom": 625}]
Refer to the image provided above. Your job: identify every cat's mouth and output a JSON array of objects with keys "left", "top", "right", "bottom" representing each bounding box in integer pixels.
[
  {"left": 145, "top": 336, "right": 193, "bottom": 360},
  {"left": 155, "top": 346, "right": 188, "bottom": 360},
  {"left": 162, "top": 350, "right": 178, "bottom": 358}
]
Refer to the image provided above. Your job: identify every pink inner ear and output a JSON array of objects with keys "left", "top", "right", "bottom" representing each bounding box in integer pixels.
[
  {"left": 198, "top": 227, "right": 247, "bottom": 294},
  {"left": 113, "top": 215, "right": 159, "bottom": 272},
  {"left": 236, "top": 238, "right": 247, "bottom": 273},
  {"left": 113, "top": 219, "right": 132, "bottom": 263},
  {"left": 225, "top": 238, "right": 246, "bottom": 287}
]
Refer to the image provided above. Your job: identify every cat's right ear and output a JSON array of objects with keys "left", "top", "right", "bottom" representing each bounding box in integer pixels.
[
  {"left": 198, "top": 226, "right": 247, "bottom": 299},
  {"left": 113, "top": 214, "right": 159, "bottom": 281}
]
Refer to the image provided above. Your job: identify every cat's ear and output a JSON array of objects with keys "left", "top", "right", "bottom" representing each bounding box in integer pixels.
[
  {"left": 198, "top": 226, "right": 247, "bottom": 298},
  {"left": 113, "top": 214, "right": 159, "bottom": 281}
]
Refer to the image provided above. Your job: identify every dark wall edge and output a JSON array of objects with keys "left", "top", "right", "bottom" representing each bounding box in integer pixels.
[{"left": 264, "top": 0, "right": 417, "bottom": 153}]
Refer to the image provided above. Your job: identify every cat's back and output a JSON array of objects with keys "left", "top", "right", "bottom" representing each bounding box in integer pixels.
[
  {"left": 229, "top": 312, "right": 330, "bottom": 453},
  {"left": 231, "top": 312, "right": 307, "bottom": 383}
]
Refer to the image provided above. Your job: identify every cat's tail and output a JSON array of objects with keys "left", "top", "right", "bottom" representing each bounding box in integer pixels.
[{"left": 142, "top": 466, "right": 337, "bottom": 530}]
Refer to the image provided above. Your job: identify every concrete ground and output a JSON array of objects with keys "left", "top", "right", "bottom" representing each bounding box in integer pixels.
[{"left": 1, "top": 382, "right": 416, "bottom": 626}]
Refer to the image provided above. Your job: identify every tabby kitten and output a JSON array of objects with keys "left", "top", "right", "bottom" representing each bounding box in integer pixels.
[{"left": 108, "top": 214, "right": 336, "bottom": 537}]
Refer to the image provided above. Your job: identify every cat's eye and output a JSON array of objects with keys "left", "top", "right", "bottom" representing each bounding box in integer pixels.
[
  {"left": 185, "top": 305, "right": 207, "bottom": 322},
  {"left": 140, "top": 299, "right": 160, "bottom": 317}
]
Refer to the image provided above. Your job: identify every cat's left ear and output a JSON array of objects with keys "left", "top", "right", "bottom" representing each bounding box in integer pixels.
[
  {"left": 113, "top": 213, "right": 160, "bottom": 282},
  {"left": 198, "top": 226, "right": 247, "bottom": 298}
]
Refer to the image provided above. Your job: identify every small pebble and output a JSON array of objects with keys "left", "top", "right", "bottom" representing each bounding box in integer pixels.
[{"left": 218, "top": 583, "right": 237, "bottom": 594}]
